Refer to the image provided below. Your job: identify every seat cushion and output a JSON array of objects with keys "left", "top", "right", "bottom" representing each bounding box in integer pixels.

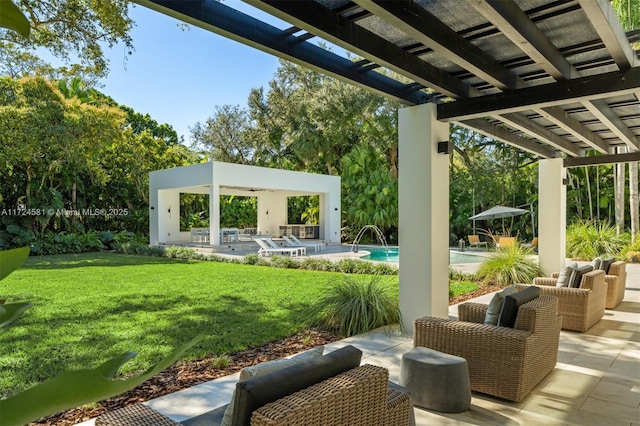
[
  {"left": 599, "top": 257, "right": 616, "bottom": 274},
  {"left": 571, "top": 265, "right": 594, "bottom": 288},
  {"left": 590, "top": 257, "right": 602, "bottom": 270},
  {"left": 556, "top": 263, "right": 577, "bottom": 287},
  {"left": 498, "top": 286, "right": 541, "bottom": 328},
  {"left": 229, "top": 345, "right": 362, "bottom": 426},
  {"left": 221, "top": 346, "right": 324, "bottom": 426},
  {"left": 484, "top": 285, "right": 518, "bottom": 325}
]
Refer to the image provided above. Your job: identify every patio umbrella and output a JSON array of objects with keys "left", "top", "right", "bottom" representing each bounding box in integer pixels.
[
  {"left": 468, "top": 205, "right": 528, "bottom": 221},
  {"left": 469, "top": 205, "right": 529, "bottom": 235}
]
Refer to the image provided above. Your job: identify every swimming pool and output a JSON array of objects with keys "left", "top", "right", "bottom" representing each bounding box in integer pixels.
[{"left": 360, "top": 247, "right": 485, "bottom": 264}]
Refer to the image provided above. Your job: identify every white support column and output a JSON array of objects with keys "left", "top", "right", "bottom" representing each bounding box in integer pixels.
[
  {"left": 538, "top": 158, "right": 567, "bottom": 275},
  {"left": 399, "top": 103, "right": 450, "bottom": 332},
  {"left": 210, "top": 184, "right": 220, "bottom": 246}
]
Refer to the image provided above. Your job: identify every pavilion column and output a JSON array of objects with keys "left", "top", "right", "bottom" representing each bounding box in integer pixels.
[
  {"left": 538, "top": 158, "right": 567, "bottom": 275},
  {"left": 399, "top": 103, "right": 450, "bottom": 332},
  {"left": 210, "top": 184, "right": 220, "bottom": 245}
]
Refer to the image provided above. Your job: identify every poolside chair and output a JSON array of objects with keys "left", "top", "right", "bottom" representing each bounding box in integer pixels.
[
  {"left": 496, "top": 236, "right": 516, "bottom": 248},
  {"left": 283, "top": 235, "right": 324, "bottom": 253},
  {"left": 467, "top": 235, "right": 488, "bottom": 248},
  {"left": 255, "top": 238, "right": 304, "bottom": 257},
  {"left": 264, "top": 237, "right": 306, "bottom": 256}
]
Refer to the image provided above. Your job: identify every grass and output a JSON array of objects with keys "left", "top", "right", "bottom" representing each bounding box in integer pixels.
[
  {"left": 0, "top": 252, "right": 374, "bottom": 398},
  {"left": 449, "top": 281, "right": 480, "bottom": 298}
]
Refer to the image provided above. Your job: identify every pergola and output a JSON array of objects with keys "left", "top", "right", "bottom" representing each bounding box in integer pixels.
[{"left": 133, "top": 0, "right": 639, "bottom": 330}]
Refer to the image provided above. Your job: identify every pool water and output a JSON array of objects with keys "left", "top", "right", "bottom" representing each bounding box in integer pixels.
[{"left": 360, "top": 247, "right": 485, "bottom": 264}]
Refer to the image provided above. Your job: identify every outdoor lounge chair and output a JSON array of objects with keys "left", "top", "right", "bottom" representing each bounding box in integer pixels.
[
  {"left": 282, "top": 235, "right": 324, "bottom": 253},
  {"left": 255, "top": 238, "right": 304, "bottom": 257},
  {"left": 528, "top": 269, "right": 607, "bottom": 332},
  {"left": 414, "top": 294, "right": 562, "bottom": 402},
  {"left": 467, "top": 235, "right": 488, "bottom": 248},
  {"left": 496, "top": 236, "right": 516, "bottom": 248},
  {"left": 264, "top": 237, "right": 306, "bottom": 256}
]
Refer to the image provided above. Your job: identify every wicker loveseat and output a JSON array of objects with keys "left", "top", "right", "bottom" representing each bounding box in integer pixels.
[
  {"left": 604, "top": 261, "right": 627, "bottom": 309},
  {"left": 414, "top": 295, "right": 562, "bottom": 402},
  {"left": 97, "top": 345, "right": 413, "bottom": 426},
  {"left": 529, "top": 269, "right": 607, "bottom": 332}
]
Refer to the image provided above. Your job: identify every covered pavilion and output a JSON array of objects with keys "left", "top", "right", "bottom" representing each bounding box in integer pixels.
[
  {"left": 149, "top": 161, "right": 342, "bottom": 246},
  {"left": 133, "top": 0, "right": 639, "bottom": 331}
]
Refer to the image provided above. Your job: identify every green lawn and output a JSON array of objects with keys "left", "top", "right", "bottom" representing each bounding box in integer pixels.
[{"left": 0, "top": 252, "right": 380, "bottom": 398}]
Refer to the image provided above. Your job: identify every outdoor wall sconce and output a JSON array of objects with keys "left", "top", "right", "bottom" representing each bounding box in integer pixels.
[
  {"left": 335, "top": 207, "right": 338, "bottom": 211},
  {"left": 168, "top": 208, "right": 171, "bottom": 213},
  {"left": 437, "top": 141, "right": 453, "bottom": 154},
  {"left": 150, "top": 206, "right": 155, "bottom": 210},
  {"left": 266, "top": 210, "right": 269, "bottom": 215}
]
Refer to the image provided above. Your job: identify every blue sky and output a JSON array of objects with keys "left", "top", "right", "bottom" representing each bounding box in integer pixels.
[{"left": 100, "top": 2, "right": 284, "bottom": 145}]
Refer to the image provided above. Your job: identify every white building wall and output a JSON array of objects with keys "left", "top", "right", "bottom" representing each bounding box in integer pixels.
[{"left": 149, "top": 161, "right": 341, "bottom": 244}]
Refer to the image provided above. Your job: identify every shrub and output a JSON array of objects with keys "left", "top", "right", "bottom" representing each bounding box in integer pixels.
[
  {"left": 311, "top": 274, "right": 401, "bottom": 337},
  {"left": 299, "top": 257, "right": 336, "bottom": 271},
  {"left": 115, "top": 242, "right": 164, "bottom": 257},
  {"left": 270, "top": 255, "right": 301, "bottom": 269},
  {"left": 566, "top": 221, "right": 628, "bottom": 260},
  {"left": 476, "top": 244, "right": 542, "bottom": 286},
  {"left": 621, "top": 236, "right": 640, "bottom": 262}
]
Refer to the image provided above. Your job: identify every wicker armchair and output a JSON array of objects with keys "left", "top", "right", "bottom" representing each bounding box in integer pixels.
[
  {"left": 604, "top": 261, "right": 626, "bottom": 309},
  {"left": 530, "top": 269, "right": 606, "bottom": 332},
  {"left": 414, "top": 295, "right": 562, "bottom": 402},
  {"left": 251, "top": 364, "right": 412, "bottom": 426}
]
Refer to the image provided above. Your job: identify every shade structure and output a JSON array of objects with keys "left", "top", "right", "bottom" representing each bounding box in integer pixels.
[{"left": 469, "top": 206, "right": 528, "bottom": 221}]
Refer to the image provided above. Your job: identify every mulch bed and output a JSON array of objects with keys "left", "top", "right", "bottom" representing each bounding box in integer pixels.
[{"left": 32, "top": 285, "right": 499, "bottom": 425}]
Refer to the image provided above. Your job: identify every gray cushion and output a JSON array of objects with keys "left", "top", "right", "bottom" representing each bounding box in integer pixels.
[
  {"left": 230, "top": 345, "right": 362, "bottom": 426},
  {"left": 600, "top": 257, "right": 616, "bottom": 274},
  {"left": 498, "top": 286, "right": 541, "bottom": 328},
  {"left": 590, "top": 257, "right": 602, "bottom": 271},
  {"left": 484, "top": 285, "right": 518, "bottom": 325},
  {"left": 570, "top": 265, "right": 593, "bottom": 288},
  {"left": 556, "top": 263, "right": 577, "bottom": 287},
  {"left": 221, "top": 346, "right": 324, "bottom": 426}
]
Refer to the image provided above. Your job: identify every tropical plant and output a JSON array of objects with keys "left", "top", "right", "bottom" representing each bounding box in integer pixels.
[
  {"left": 0, "top": 0, "right": 30, "bottom": 37},
  {"left": 311, "top": 274, "right": 401, "bottom": 337},
  {"left": 566, "top": 221, "right": 629, "bottom": 260},
  {"left": 0, "top": 247, "right": 200, "bottom": 424},
  {"left": 476, "top": 244, "right": 543, "bottom": 286}
]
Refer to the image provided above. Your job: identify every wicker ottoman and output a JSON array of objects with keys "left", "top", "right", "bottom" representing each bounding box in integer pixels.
[
  {"left": 399, "top": 347, "right": 471, "bottom": 413},
  {"left": 95, "top": 404, "right": 180, "bottom": 426}
]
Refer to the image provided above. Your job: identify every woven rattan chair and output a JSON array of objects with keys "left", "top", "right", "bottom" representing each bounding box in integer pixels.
[
  {"left": 604, "top": 261, "right": 627, "bottom": 309},
  {"left": 529, "top": 269, "right": 606, "bottom": 332},
  {"left": 251, "top": 364, "right": 412, "bottom": 426},
  {"left": 414, "top": 295, "right": 562, "bottom": 402}
]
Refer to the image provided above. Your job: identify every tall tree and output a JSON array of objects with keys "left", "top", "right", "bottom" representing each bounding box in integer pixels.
[{"left": 0, "top": 0, "right": 133, "bottom": 81}]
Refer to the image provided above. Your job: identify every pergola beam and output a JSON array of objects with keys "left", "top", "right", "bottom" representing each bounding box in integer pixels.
[
  {"left": 534, "top": 106, "right": 610, "bottom": 154},
  {"left": 468, "top": 0, "right": 579, "bottom": 80},
  {"left": 564, "top": 152, "right": 640, "bottom": 167},
  {"left": 131, "top": 0, "right": 428, "bottom": 105},
  {"left": 354, "top": 0, "right": 525, "bottom": 90},
  {"left": 498, "top": 113, "right": 582, "bottom": 156},
  {"left": 243, "top": 0, "right": 476, "bottom": 99},
  {"left": 578, "top": 0, "right": 637, "bottom": 70},
  {"left": 583, "top": 99, "right": 640, "bottom": 152},
  {"left": 438, "top": 67, "right": 640, "bottom": 121},
  {"left": 459, "top": 119, "right": 556, "bottom": 158}
]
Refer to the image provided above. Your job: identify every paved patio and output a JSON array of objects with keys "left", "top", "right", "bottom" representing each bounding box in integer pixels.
[{"left": 79, "top": 262, "right": 639, "bottom": 426}]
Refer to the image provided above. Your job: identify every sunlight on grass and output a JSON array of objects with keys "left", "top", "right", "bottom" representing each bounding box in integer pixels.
[{"left": 0, "top": 252, "right": 380, "bottom": 398}]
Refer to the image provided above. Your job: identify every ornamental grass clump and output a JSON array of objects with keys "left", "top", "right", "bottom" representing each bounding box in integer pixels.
[
  {"left": 477, "top": 243, "right": 542, "bottom": 286},
  {"left": 566, "top": 221, "right": 627, "bottom": 260},
  {"left": 312, "top": 274, "right": 401, "bottom": 337}
]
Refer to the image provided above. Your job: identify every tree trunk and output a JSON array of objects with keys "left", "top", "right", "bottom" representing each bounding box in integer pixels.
[
  {"left": 585, "top": 166, "right": 593, "bottom": 221},
  {"left": 630, "top": 160, "right": 639, "bottom": 241},
  {"left": 615, "top": 147, "right": 626, "bottom": 235}
]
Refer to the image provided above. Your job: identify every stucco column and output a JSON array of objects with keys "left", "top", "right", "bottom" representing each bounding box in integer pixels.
[
  {"left": 399, "top": 103, "right": 450, "bottom": 332},
  {"left": 210, "top": 184, "right": 220, "bottom": 245},
  {"left": 538, "top": 158, "right": 566, "bottom": 275}
]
